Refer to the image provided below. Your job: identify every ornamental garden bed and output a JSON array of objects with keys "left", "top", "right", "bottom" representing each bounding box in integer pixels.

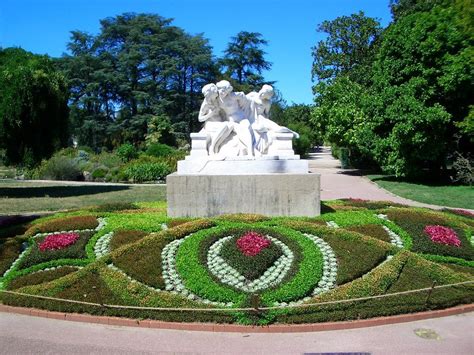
[{"left": 0, "top": 200, "right": 472, "bottom": 325}]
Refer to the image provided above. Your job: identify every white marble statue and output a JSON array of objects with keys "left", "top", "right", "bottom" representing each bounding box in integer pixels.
[
  {"left": 248, "top": 84, "right": 299, "bottom": 155},
  {"left": 195, "top": 81, "right": 299, "bottom": 158}
]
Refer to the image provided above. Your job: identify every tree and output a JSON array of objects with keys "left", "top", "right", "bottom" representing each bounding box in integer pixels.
[
  {"left": 311, "top": 11, "right": 382, "bottom": 85},
  {"left": 366, "top": 1, "right": 473, "bottom": 177},
  {"left": 0, "top": 48, "right": 69, "bottom": 166},
  {"left": 221, "top": 31, "right": 271, "bottom": 90},
  {"left": 61, "top": 13, "right": 217, "bottom": 150}
]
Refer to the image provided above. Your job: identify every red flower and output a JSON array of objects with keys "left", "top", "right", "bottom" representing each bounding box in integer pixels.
[
  {"left": 424, "top": 225, "right": 461, "bottom": 247},
  {"left": 38, "top": 232, "right": 80, "bottom": 251},
  {"left": 236, "top": 231, "right": 271, "bottom": 256}
]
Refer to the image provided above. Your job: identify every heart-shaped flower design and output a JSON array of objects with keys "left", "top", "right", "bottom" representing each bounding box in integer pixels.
[{"left": 207, "top": 235, "right": 294, "bottom": 293}]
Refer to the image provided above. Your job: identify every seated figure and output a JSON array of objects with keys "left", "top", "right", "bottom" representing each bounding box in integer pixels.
[
  {"left": 248, "top": 85, "right": 299, "bottom": 155},
  {"left": 198, "top": 83, "right": 233, "bottom": 155}
]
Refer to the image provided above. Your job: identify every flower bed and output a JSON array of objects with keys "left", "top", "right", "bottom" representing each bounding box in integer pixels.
[
  {"left": 0, "top": 205, "right": 473, "bottom": 325},
  {"left": 39, "top": 232, "right": 80, "bottom": 251},
  {"left": 424, "top": 225, "right": 461, "bottom": 247},
  {"left": 386, "top": 209, "right": 474, "bottom": 261},
  {"left": 26, "top": 216, "right": 99, "bottom": 237}
]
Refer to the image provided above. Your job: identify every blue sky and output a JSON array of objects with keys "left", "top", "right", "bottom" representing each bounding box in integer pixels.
[{"left": 0, "top": 0, "right": 392, "bottom": 104}]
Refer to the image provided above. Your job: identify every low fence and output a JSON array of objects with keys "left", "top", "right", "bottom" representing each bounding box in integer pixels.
[{"left": 1, "top": 280, "right": 472, "bottom": 313}]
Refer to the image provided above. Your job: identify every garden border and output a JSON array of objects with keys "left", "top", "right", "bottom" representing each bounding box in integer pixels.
[{"left": 0, "top": 302, "right": 472, "bottom": 333}]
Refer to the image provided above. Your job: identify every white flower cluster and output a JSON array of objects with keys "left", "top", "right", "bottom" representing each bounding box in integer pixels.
[
  {"left": 273, "top": 234, "right": 338, "bottom": 307},
  {"left": 161, "top": 235, "right": 231, "bottom": 307},
  {"left": 375, "top": 214, "right": 404, "bottom": 248},
  {"left": 161, "top": 223, "right": 169, "bottom": 230},
  {"left": 326, "top": 221, "right": 340, "bottom": 229},
  {"left": 1, "top": 248, "right": 30, "bottom": 278},
  {"left": 94, "top": 232, "right": 114, "bottom": 258},
  {"left": 382, "top": 226, "right": 404, "bottom": 248},
  {"left": 207, "top": 235, "right": 294, "bottom": 293}
]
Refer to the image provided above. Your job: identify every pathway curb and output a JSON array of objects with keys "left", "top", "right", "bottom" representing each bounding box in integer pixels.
[{"left": 1, "top": 303, "right": 473, "bottom": 333}]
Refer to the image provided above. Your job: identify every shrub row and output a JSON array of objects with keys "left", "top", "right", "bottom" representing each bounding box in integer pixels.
[
  {"left": 25, "top": 216, "right": 98, "bottom": 237},
  {"left": 7, "top": 266, "right": 79, "bottom": 290}
]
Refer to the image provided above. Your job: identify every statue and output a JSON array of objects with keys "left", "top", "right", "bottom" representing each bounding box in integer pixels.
[{"left": 196, "top": 82, "right": 299, "bottom": 158}]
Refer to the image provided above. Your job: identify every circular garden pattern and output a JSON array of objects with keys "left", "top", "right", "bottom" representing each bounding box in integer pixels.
[
  {"left": 160, "top": 225, "right": 338, "bottom": 306},
  {"left": 0, "top": 201, "right": 473, "bottom": 325}
]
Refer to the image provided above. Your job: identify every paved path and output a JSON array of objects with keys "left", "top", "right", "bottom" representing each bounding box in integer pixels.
[
  {"left": 1, "top": 311, "right": 473, "bottom": 354},
  {"left": 309, "top": 147, "right": 454, "bottom": 210}
]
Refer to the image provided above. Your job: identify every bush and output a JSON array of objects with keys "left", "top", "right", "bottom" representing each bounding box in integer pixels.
[
  {"left": 26, "top": 216, "right": 98, "bottom": 237},
  {"left": 124, "top": 162, "right": 172, "bottom": 182},
  {"left": 91, "top": 202, "right": 138, "bottom": 213},
  {"left": 146, "top": 143, "right": 176, "bottom": 158},
  {"left": 452, "top": 152, "right": 473, "bottom": 186},
  {"left": 7, "top": 266, "right": 79, "bottom": 290},
  {"left": 91, "top": 167, "right": 108, "bottom": 180},
  {"left": 286, "top": 122, "right": 314, "bottom": 158},
  {"left": 109, "top": 229, "right": 148, "bottom": 251},
  {"left": 37, "top": 155, "right": 83, "bottom": 181},
  {"left": 116, "top": 143, "right": 138, "bottom": 162}
]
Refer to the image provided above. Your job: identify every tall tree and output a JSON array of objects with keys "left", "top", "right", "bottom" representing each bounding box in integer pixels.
[
  {"left": 311, "top": 11, "right": 382, "bottom": 85},
  {"left": 221, "top": 31, "right": 271, "bottom": 90},
  {"left": 0, "top": 48, "right": 69, "bottom": 166},
  {"left": 62, "top": 13, "right": 217, "bottom": 150}
]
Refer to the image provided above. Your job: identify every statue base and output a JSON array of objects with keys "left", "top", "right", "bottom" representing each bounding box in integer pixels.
[
  {"left": 167, "top": 173, "right": 321, "bottom": 217},
  {"left": 177, "top": 156, "right": 306, "bottom": 174}
]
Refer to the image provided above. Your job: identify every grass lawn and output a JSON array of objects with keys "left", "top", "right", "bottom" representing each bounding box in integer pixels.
[
  {"left": 0, "top": 180, "right": 166, "bottom": 214},
  {"left": 366, "top": 175, "right": 473, "bottom": 209}
]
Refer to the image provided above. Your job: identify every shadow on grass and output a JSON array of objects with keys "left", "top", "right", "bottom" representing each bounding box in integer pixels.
[
  {"left": 0, "top": 185, "right": 130, "bottom": 198},
  {"left": 321, "top": 202, "right": 336, "bottom": 214}
]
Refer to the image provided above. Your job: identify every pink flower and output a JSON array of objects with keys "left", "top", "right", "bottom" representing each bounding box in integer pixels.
[
  {"left": 236, "top": 231, "right": 271, "bottom": 256},
  {"left": 424, "top": 225, "right": 461, "bottom": 247},
  {"left": 38, "top": 232, "right": 80, "bottom": 251}
]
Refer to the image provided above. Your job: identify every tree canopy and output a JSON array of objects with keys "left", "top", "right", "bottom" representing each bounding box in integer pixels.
[
  {"left": 61, "top": 13, "right": 218, "bottom": 150},
  {"left": 312, "top": 1, "right": 473, "bottom": 178},
  {"left": 220, "top": 31, "right": 272, "bottom": 91},
  {"left": 0, "top": 48, "right": 69, "bottom": 166}
]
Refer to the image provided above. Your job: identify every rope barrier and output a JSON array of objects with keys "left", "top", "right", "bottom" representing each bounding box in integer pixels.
[{"left": 1, "top": 280, "right": 472, "bottom": 313}]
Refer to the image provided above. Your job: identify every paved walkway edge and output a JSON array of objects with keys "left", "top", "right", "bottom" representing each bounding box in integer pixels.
[{"left": 1, "top": 303, "right": 473, "bottom": 333}]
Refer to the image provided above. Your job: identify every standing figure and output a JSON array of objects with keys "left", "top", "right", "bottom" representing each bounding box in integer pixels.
[{"left": 216, "top": 80, "right": 255, "bottom": 157}]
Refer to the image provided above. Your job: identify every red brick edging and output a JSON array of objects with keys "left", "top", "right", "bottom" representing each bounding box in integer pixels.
[{"left": 1, "top": 303, "right": 473, "bottom": 333}]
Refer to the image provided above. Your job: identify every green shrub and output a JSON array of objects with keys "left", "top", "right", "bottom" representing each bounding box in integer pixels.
[
  {"left": 346, "top": 224, "right": 391, "bottom": 243},
  {"left": 28, "top": 155, "right": 83, "bottom": 181},
  {"left": 124, "top": 162, "right": 172, "bottom": 182},
  {"left": 110, "top": 230, "right": 147, "bottom": 251},
  {"left": 111, "top": 219, "right": 215, "bottom": 289},
  {"left": 0, "top": 238, "right": 23, "bottom": 275},
  {"left": 90, "top": 202, "right": 138, "bottom": 213},
  {"left": 146, "top": 143, "right": 176, "bottom": 158},
  {"left": 287, "top": 122, "right": 314, "bottom": 158},
  {"left": 25, "top": 216, "right": 98, "bottom": 237},
  {"left": 7, "top": 266, "right": 79, "bottom": 290},
  {"left": 116, "top": 143, "right": 138, "bottom": 162},
  {"left": 91, "top": 167, "right": 108, "bottom": 180}
]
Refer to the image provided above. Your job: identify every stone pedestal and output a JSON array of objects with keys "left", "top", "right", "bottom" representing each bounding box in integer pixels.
[{"left": 167, "top": 173, "right": 321, "bottom": 217}]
